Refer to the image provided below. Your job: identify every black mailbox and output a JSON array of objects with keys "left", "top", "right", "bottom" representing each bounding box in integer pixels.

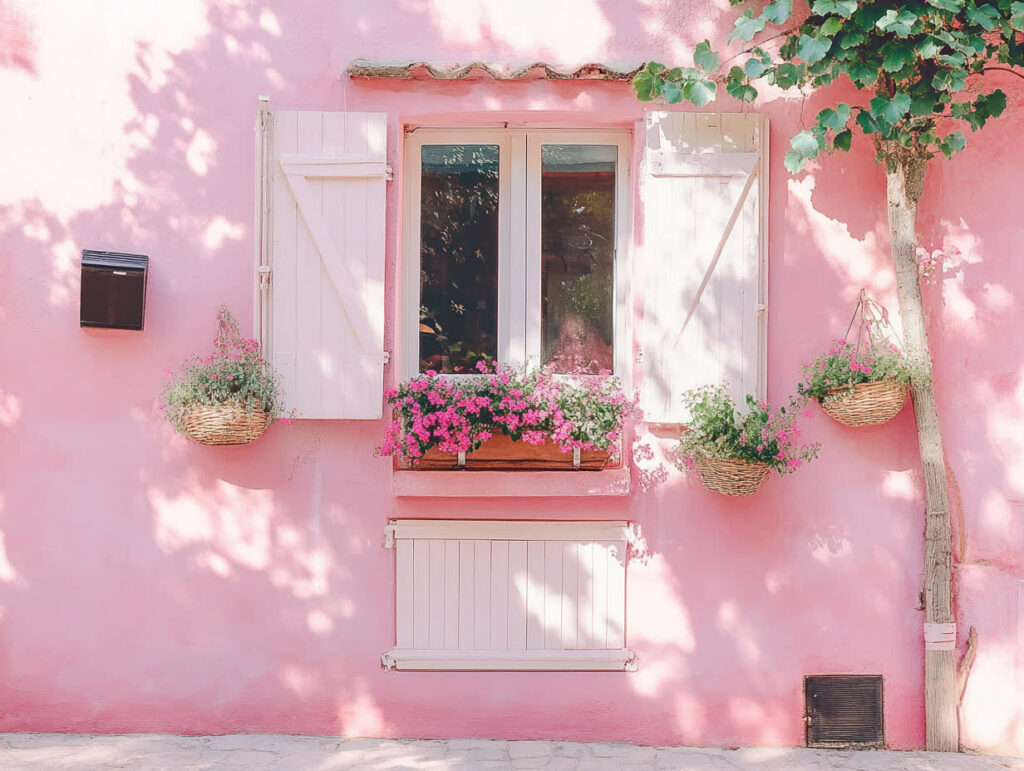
[{"left": 80, "top": 250, "right": 149, "bottom": 330}]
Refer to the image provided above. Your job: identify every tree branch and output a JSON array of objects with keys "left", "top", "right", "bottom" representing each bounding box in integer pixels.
[{"left": 982, "top": 66, "right": 1024, "bottom": 81}]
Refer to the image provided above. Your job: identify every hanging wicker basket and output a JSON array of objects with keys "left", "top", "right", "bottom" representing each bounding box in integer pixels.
[
  {"left": 181, "top": 404, "right": 270, "bottom": 446},
  {"left": 695, "top": 457, "right": 771, "bottom": 497},
  {"left": 821, "top": 379, "right": 909, "bottom": 427}
]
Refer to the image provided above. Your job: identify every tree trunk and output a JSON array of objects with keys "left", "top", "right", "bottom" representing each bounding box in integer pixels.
[{"left": 885, "top": 151, "right": 958, "bottom": 752}]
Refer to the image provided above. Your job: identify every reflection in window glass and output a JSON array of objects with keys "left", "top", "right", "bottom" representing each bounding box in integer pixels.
[
  {"left": 541, "top": 145, "right": 616, "bottom": 373},
  {"left": 419, "top": 145, "right": 499, "bottom": 373}
]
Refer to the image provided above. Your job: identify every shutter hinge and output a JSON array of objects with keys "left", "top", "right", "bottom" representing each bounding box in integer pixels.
[
  {"left": 385, "top": 165, "right": 394, "bottom": 182},
  {"left": 383, "top": 350, "right": 391, "bottom": 365},
  {"left": 383, "top": 521, "right": 397, "bottom": 549},
  {"left": 258, "top": 265, "right": 271, "bottom": 290},
  {"left": 755, "top": 303, "right": 768, "bottom": 315}
]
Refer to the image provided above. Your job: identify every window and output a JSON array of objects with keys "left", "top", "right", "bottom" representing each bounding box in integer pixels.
[
  {"left": 382, "top": 519, "right": 635, "bottom": 671},
  {"left": 401, "top": 129, "right": 630, "bottom": 380}
]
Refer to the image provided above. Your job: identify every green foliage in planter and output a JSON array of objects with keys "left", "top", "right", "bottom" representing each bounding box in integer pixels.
[
  {"left": 162, "top": 306, "right": 284, "bottom": 432},
  {"left": 799, "top": 337, "right": 911, "bottom": 402},
  {"left": 677, "top": 385, "right": 820, "bottom": 475}
]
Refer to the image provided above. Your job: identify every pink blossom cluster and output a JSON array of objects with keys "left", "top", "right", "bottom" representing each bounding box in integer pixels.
[{"left": 378, "top": 361, "right": 636, "bottom": 465}]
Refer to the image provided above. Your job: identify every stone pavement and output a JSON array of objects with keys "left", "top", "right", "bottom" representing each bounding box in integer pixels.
[{"left": 0, "top": 734, "right": 1020, "bottom": 770}]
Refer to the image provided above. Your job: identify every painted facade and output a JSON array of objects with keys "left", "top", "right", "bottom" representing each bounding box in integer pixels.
[{"left": 1, "top": 0, "right": 1022, "bottom": 754}]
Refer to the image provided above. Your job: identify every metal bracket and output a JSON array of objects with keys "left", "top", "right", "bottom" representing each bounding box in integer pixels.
[
  {"left": 624, "top": 651, "right": 638, "bottom": 672},
  {"left": 457, "top": 451, "right": 467, "bottom": 468},
  {"left": 383, "top": 521, "right": 397, "bottom": 549},
  {"left": 381, "top": 652, "right": 396, "bottom": 670},
  {"left": 572, "top": 447, "right": 581, "bottom": 468},
  {"left": 257, "top": 265, "right": 272, "bottom": 290},
  {"left": 385, "top": 165, "right": 394, "bottom": 182},
  {"left": 383, "top": 350, "right": 391, "bottom": 365}
]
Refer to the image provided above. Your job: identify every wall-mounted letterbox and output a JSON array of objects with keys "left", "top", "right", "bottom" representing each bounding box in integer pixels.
[{"left": 80, "top": 250, "right": 149, "bottom": 330}]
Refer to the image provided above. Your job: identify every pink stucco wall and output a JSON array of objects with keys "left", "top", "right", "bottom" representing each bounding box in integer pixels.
[{"left": 1, "top": 0, "right": 1022, "bottom": 753}]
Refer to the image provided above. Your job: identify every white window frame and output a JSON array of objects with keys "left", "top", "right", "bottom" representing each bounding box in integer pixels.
[{"left": 401, "top": 128, "right": 632, "bottom": 384}]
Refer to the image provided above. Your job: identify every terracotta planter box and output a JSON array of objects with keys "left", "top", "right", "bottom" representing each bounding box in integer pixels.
[{"left": 414, "top": 433, "right": 612, "bottom": 471}]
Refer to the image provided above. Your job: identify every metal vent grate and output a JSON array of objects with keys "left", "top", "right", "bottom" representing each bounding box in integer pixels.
[{"left": 805, "top": 675, "right": 884, "bottom": 748}]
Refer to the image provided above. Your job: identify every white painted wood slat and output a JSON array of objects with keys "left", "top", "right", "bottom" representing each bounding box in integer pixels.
[
  {"left": 269, "top": 110, "right": 387, "bottom": 419},
  {"left": 639, "top": 111, "right": 768, "bottom": 424},
  {"left": 385, "top": 520, "right": 634, "bottom": 671}
]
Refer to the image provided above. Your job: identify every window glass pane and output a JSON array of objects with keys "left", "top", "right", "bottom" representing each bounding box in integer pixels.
[
  {"left": 540, "top": 144, "right": 616, "bottom": 373},
  {"left": 419, "top": 144, "right": 499, "bottom": 373}
]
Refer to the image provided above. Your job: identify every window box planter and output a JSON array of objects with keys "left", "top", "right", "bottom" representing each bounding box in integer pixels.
[
  {"left": 821, "top": 379, "right": 909, "bottom": 427},
  {"left": 414, "top": 433, "right": 611, "bottom": 471}
]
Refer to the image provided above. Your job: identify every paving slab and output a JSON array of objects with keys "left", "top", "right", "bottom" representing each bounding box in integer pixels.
[{"left": 0, "top": 734, "right": 1019, "bottom": 770}]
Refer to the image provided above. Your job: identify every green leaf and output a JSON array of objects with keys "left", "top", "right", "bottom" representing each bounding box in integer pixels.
[
  {"left": 939, "top": 130, "right": 967, "bottom": 158},
  {"left": 965, "top": 4, "right": 999, "bottom": 31},
  {"left": 812, "top": 0, "right": 857, "bottom": 14},
  {"left": 730, "top": 10, "right": 767, "bottom": 42},
  {"left": 847, "top": 59, "right": 879, "bottom": 85},
  {"left": 726, "top": 79, "right": 759, "bottom": 102},
  {"left": 833, "top": 129, "right": 853, "bottom": 151},
  {"left": 927, "top": 0, "right": 963, "bottom": 10},
  {"left": 937, "top": 52, "right": 967, "bottom": 67},
  {"left": 632, "top": 68, "right": 656, "bottom": 101},
  {"left": 876, "top": 9, "right": 918, "bottom": 36},
  {"left": 775, "top": 62, "right": 804, "bottom": 88},
  {"left": 791, "top": 130, "right": 821, "bottom": 156},
  {"left": 682, "top": 79, "right": 718, "bottom": 107},
  {"left": 856, "top": 109, "right": 880, "bottom": 134},
  {"left": 916, "top": 37, "right": 942, "bottom": 58},
  {"left": 1010, "top": 1, "right": 1024, "bottom": 31},
  {"left": 797, "top": 34, "right": 832, "bottom": 64},
  {"left": 762, "top": 0, "right": 793, "bottom": 24},
  {"left": 693, "top": 40, "right": 719, "bottom": 72},
  {"left": 986, "top": 89, "right": 1007, "bottom": 118},
  {"left": 840, "top": 29, "right": 866, "bottom": 48},
  {"left": 933, "top": 67, "right": 968, "bottom": 92},
  {"left": 880, "top": 42, "right": 916, "bottom": 72},
  {"left": 910, "top": 92, "right": 936, "bottom": 116},
  {"left": 820, "top": 16, "right": 843, "bottom": 36},
  {"left": 870, "top": 92, "right": 912, "bottom": 124},
  {"left": 818, "top": 102, "right": 852, "bottom": 131},
  {"left": 662, "top": 81, "right": 683, "bottom": 104},
  {"left": 745, "top": 58, "right": 768, "bottom": 78},
  {"left": 784, "top": 149, "right": 808, "bottom": 173}
]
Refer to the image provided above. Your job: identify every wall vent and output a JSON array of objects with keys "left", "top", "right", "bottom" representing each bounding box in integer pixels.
[{"left": 804, "top": 674, "right": 884, "bottom": 748}]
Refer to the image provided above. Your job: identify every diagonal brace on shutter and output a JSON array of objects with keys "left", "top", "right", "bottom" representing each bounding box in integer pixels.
[
  {"left": 672, "top": 163, "right": 760, "bottom": 349},
  {"left": 281, "top": 157, "right": 386, "bottom": 357}
]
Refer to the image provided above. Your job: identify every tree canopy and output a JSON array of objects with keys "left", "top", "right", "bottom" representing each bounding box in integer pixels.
[{"left": 632, "top": 0, "right": 1024, "bottom": 171}]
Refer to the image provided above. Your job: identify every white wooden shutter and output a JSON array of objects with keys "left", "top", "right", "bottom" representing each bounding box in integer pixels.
[
  {"left": 639, "top": 112, "right": 768, "bottom": 423},
  {"left": 264, "top": 110, "right": 388, "bottom": 419},
  {"left": 383, "top": 520, "right": 635, "bottom": 671}
]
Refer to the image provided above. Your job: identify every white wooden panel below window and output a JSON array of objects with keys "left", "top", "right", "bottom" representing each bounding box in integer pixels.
[{"left": 383, "top": 520, "right": 635, "bottom": 671}]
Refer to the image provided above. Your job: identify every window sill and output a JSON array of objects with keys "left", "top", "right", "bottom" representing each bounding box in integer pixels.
[
  {"left": 391, "top": 466, "right": 631, "bottom": 497},
  {"left": 381, "top": 648, "right": 636, "bottom": 671}
]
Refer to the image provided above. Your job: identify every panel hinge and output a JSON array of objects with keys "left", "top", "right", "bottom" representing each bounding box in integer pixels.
[
  {"left": 383, "top": 521, "right": 397, "bottom": 549},
  {"left": 257, "top": 265, "right": 271, "bottom": 290},
  {"left": 385, "top": 165, "right": 394, "bottom": 182},
  {"left": 755, "top": 303, "right": 768, "bottom": 315}
]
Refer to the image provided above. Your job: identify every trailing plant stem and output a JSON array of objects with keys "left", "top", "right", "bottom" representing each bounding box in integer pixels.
[{"left": 886, "top": 151, "right": 957, "bottom": 753}]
